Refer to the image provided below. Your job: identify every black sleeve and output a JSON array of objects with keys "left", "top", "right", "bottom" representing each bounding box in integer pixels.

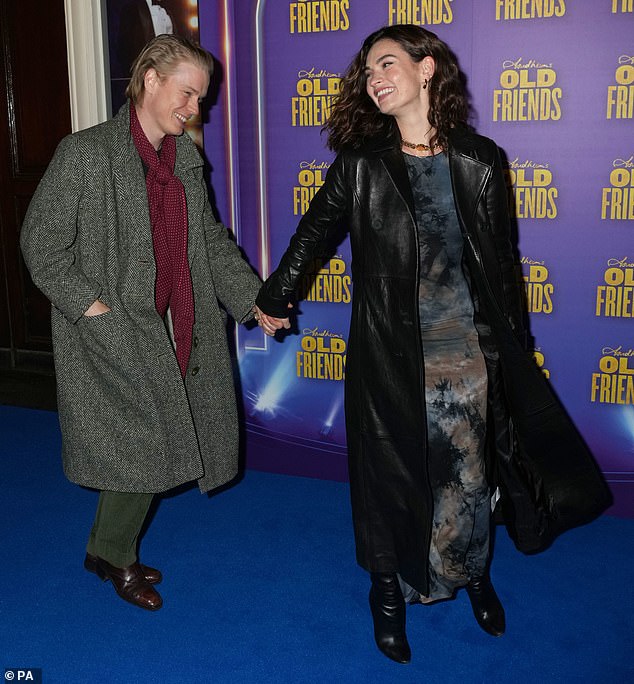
[
  {"left": 486, "top": 144, "right": 526, "bottom": 347},
  {"left": 256, "top": 152, "right": 350, "bottom": 318}
]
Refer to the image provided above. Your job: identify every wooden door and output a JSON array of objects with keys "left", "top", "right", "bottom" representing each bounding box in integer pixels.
[{"left": 0, "top": 0, "right": 71, "bottom": 406}]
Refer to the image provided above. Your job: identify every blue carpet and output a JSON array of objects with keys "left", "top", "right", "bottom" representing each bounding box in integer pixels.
[{"left": 1, "top": 405, "right": 632, "bottom": 683}]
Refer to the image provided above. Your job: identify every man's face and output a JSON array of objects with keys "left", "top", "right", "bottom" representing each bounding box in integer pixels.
[{"left": 139, "top": 60, "right": 209, "bottom": 149}]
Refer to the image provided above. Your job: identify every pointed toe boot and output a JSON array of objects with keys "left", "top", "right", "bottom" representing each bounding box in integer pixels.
[
  {"left": 369, "top": 572, "right": 411, "bottom": 664},
  {"left": 466, "top": 575, "right": 505, "bottom": 637}
]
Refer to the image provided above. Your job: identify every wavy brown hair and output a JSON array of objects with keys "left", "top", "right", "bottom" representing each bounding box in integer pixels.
[{"left": 324, "top": 25, "right": 469, "bottom": 152}]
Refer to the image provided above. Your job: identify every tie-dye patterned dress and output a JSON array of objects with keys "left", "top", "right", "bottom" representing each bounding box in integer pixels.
[{"left": 400, "top": 152, "right": 490, "bottom": 602}]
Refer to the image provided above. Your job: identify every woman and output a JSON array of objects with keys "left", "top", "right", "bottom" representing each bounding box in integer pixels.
[{"left": 255, "top": 25, "right": 610, "bottom": 663}]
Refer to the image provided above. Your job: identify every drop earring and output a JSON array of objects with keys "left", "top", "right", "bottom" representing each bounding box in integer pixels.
[{"left": 422, "top": 78, "right": 428, "bottom": 90}]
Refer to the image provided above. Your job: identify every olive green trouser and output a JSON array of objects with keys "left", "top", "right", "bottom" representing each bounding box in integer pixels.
[{"left": 86, "top": 491, "right": 154, "bottom": 568}]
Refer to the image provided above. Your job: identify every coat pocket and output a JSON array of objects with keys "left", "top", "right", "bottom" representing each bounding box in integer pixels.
[{"left": 78, "top": 307, "right": 119, "bottom": 344}]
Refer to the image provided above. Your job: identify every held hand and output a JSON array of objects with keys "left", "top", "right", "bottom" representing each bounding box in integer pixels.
[
  {"left": 253, "top": 304, "right": 291, "bottom": 337},
  {"left": 83, "top": 300, "right": 111, "bottom": 317}
]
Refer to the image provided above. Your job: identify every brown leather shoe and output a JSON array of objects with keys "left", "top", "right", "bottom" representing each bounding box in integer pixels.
[
  {"left": 94, "top": 557, "right": 163, "bottom": 611},
  {"left": 84, "top": 553, "right": 162, "bottom": 584}
]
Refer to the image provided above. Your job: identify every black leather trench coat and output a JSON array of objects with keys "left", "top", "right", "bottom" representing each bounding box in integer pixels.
[{"left": 257, "top": 127, "right": 611, "bottom": 595}]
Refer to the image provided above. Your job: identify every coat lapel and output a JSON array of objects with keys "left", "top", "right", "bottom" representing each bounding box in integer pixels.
[
  {"left": 174, "top": 136, "right": 204, "bottom": 266},
  {"left": 448, "top": 133, "right": 492, "bottom": 230},
  {"left": 449, "top": 153, "right": 490, "bottom": 229},
  {"left": 109, "top": 105, "right": 203, "bottom": 268},
  {"left": 373, "top": 133, "right": 493, "bottom": 232},
  {"left": 112, "top": 134, "right": 156, "bottom": 266},
  {"left": 378, "top": 146, "right": 416, "bottom": 222}
]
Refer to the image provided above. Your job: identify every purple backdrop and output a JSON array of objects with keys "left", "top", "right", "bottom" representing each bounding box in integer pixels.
[{"left": 196, "top": 1, "right": 634, "bottom": 516}]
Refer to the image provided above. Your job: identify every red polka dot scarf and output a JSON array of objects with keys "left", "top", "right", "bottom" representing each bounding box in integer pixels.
[{"left": 130, "top": 101, "right": 194, "bottom": 378}]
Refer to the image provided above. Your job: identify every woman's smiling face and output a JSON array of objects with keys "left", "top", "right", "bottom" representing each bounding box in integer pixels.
[{"left": 364, "top": 38, "right": 432, "bottom": 120}]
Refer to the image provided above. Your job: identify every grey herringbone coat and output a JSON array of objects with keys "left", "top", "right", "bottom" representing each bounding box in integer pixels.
[{"left": 21, "top": 104, "right": 261, "bottom": 493}]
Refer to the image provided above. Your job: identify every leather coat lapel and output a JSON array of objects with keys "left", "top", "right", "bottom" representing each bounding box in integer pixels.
[
  {"left": 448, "top": 139, "right": 492, "bottom": 230},
  {"left": 373, "top": 132, "right": 493, "bottom": 232},
  {"left": 379, "top": 146, "right": 416, "bottom": 222}
]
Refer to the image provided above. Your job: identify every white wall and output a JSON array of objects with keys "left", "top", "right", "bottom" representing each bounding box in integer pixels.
[{"left": 64, "top": 0, "right": 110, "bottom": 131}]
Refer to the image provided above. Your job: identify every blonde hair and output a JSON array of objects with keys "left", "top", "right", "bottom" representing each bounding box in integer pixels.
[{"left": 125, "top": 34, "right": 214, "bottom": 104}]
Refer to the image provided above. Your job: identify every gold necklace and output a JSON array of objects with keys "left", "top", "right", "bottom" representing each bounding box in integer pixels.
[{"left": 400, "top": 138, "right": 442, "bottom": 153}]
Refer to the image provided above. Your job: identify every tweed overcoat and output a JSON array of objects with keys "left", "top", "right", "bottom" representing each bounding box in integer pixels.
[
  {"left": 257, "top": 127, "right": 611, "bottom": 595},
  {"left": 21, "top": 104, "right": 261, "bottom": 494}
]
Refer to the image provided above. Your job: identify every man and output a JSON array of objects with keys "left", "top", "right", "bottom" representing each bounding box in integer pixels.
[{"left": 21, "top": 35, "right": 262, "bottom": 611}]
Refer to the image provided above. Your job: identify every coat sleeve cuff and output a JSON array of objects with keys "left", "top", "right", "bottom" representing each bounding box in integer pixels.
[{"left": 255, "top": 289, "right": 291, "bottom": 319}]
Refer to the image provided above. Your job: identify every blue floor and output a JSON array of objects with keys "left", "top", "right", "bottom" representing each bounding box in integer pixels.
[{"left": 1, "top": 405, "right": 632, "bottom": 683}]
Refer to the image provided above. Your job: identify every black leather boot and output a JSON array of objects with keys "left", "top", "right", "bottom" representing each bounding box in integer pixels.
[
  {"left": 466, "top": 575, "right": 505, "bottom": 637},
  {"left": 369, "top": 573, "right": 411, "bottom": 663}
]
